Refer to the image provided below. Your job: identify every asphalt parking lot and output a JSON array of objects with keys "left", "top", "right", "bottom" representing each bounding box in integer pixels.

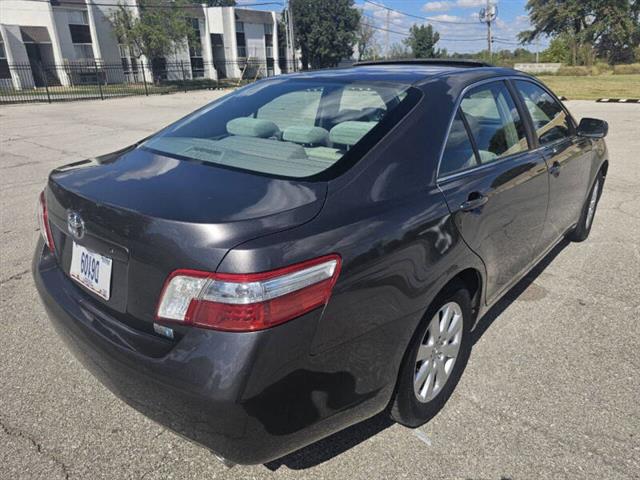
[{"left": 1, "top": 92, "right": 639, "bottom": 480}]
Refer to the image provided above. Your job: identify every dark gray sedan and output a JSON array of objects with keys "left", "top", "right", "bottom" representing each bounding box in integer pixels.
[{"left": 33, "top": 60, "right": 608, "bottom": 465}]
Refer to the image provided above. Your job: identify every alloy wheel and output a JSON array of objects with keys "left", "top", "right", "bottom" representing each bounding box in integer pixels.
[
  {"left": 413, "top": 302, "right": 463, "bottom": 403},
  {"left": 585, "top": 179, "right": 600, "bottom": 230}
]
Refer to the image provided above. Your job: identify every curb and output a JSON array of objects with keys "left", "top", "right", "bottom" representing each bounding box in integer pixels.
[{"left": 596, "top": 98, "right": 639, "bottom": 103}]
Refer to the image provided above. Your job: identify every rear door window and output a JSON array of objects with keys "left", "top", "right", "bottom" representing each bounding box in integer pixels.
[
  {"left": 459, "top": 81, "right": 528, "bottom": 163},
  {"left": 513, "top": 80, "right": 573, "bottom": 145},
  {"left": 440, "top": 111, "right": 478, "bottom": 177},
  {"left": 337, "top": 86, "right": 388, "bottom": 122}
]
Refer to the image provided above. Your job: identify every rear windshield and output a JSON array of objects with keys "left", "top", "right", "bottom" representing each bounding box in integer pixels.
[{"left": 143, "top": 79, "right": 417, "bottom": 179}]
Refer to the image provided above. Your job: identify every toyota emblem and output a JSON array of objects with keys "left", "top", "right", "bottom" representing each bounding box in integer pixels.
[{"left": 67, "top": 211, "right": 85, "bottom": 240}]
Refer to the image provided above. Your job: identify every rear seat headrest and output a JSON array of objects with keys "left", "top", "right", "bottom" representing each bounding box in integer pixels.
[
  {"left": 227, "top": 117, "right": 279, "bottom": 138},
  {"left": 282, "top": 126, "right": 329, "bottom": 146},
  {"left": 329, "top": 121, "right": 377, "bottom": 146}
]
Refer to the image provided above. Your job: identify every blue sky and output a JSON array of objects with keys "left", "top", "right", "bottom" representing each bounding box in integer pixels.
[
  {"left": 356, "top": 0, "right": 544, "bottom": 54},
  {"left": 239, "top": 0, "right": 545, "bottom": 55}
]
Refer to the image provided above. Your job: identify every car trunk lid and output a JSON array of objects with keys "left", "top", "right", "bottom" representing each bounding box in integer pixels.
[{"left": 44, "top": 147, "right": 326, "bottom": 330}]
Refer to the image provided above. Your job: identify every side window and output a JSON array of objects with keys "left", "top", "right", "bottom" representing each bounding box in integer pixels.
[
  {"left": 460, "top": 82, "right": 528, "bottom": 163},
  {"left": 514, "top": 80, "right": 573, "bottom": 145},
  {"left": 440, "top": 111, "right": 478, "bottom": 177},
  {"left": 339, "top": 86, "right": 386, "bottom": 111},
  {"left": 257, "top": 89, "right": 322, "bottom": 130},
  {"left": 335, "top": 86, "right": 388, "bottom": 123}
]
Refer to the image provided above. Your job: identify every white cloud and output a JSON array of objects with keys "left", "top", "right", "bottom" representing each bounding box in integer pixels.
[
  {"left": 429, "top": 14, "right": 464, "bottom": 22},
  {"left": 422, "top": 0, "right": 486, "bottom": 13},
  {"left": 456, "top": 0, "right": 486, "bottom": 8},
  {"left": 423, "top": 1, "right": 452, "bottom": 12}
]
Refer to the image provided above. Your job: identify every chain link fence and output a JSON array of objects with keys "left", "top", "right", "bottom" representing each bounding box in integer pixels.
[{"left": 0, "top": 59, "right": 297, "bottom": 104}]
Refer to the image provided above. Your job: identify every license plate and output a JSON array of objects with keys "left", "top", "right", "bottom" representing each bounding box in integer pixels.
[{"left": 70, "top": 242, "right": 112, "bottom": 300}]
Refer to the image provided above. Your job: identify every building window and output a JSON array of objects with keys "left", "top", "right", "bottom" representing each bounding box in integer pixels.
[
  {"left": 119, "top": 44, "right": 138, "bottom": 74},
  {"left": 264, "top": 23, "right": 273, "bottom": 35},
  {"left": 236, "top": 22, "right": 246, "bottom": 58},
  {"left": 189, "top": 18, "right": 204, "bottom": 78},
  {"left": 67, "top": 10, "right": 88, "bottom": 25},
  {"left": 69, "top": 24, "right": 92, "bottom": 44},
  {"left": 68, "top": 9, "right": 92, "bottom": 62},
  {"left": 73, "top": 44, "right": 94, "bottom": 60},
  {"left": 265, "top": 33, "right": 273, "bottom": 58}
]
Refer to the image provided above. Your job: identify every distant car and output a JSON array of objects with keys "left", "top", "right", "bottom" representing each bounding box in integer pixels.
[{"left": 33, "top": 60, "right": 609, "bottom": 466}]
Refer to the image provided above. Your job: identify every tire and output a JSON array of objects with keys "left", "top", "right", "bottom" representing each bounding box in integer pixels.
[
  {"left": 568, "top": 171, "right": 604, "bottom": 242},
  {"left": 390, "top": 282, "right": 473, "bottom": 427}
]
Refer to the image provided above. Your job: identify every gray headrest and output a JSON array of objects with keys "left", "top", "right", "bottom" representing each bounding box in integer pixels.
[
  {"left": 282, "top": 126, "right": 329, "bottom": 145},
  {"left": 227, "top": 117, "right": 279, "bottom": 138}
]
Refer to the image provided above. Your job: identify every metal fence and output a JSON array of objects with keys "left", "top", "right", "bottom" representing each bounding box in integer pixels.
[{"left": 0, "top": 59, "right": 298, "bottom": 104}]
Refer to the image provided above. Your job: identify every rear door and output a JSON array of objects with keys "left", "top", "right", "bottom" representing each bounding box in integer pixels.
[
  {"left": 437, "top": 80, "right": 550, "bottom": 303},
  {"left": 512, "top": 80, "right": 593, "bottom": 247}
]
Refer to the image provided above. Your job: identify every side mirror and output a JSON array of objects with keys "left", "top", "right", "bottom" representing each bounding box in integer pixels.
[{"left": 577, "top": 118, "right": 608, "bottom": 138}]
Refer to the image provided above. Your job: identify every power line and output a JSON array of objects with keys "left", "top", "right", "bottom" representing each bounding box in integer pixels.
[
  {"left": 362, "top": 14, "right": 486, "bottom": 41},
  {"left": 362, "top": 22, "right": 487, "bottom": 47},
  {"left": 363, "top": 0, "right": 478, "bottom": 25}
]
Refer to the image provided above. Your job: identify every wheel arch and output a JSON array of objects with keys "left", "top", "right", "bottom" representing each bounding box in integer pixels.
[
  {"left": 388, "top": 266, "right": 482, "bottom": 423},
  {"left": 440, "top": 267, "right": 483, "bottom": 324}
]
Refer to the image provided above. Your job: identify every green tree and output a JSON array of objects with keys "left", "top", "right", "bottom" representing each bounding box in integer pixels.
[
  {"left": 291, "top": 0, "right": 360, "bottom": 69},
  {"left": 403, "top": 24, "right": 441, "bottom": 58},
  {"left": 541, "top": 34, "right": 572, "bottom": 63},
  {"left": 594, "top": 1, "right": 640, "bottom": 64},
  {"left": 111, "top": 0, "right": 197, "bottom": 67},
  {"left": 387, "top": 42, "right": 411, "bottom": 59},
  {"left": 519, "top": 0, "right": 640, "bottom": 65}
]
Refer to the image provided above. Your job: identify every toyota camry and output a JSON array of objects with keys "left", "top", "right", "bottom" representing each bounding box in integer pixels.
[{"left": 33, "top": 60, "right": 609, "bottom": 465}]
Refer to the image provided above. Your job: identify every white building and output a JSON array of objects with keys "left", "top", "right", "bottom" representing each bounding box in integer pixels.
[{"left": 0, "top": 0, "right": 289, "bottom": 90}]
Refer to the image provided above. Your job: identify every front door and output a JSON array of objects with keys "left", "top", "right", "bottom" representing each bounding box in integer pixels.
[
  {"left": 512, "top": 80, "right": 593, "bottom": 247},
  {"left": 25, "top": 43, "right": 46, "bottom": 87},
  {"left": 211, "top": 34, "right": 226, "bottom": 79},
  {"left": 437, "top": 80, "right": 550, "bottom": 302}
]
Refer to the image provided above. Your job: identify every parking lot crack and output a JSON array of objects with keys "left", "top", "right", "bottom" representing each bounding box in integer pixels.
[
  {"left": 0, "top": 417, "right": 71, "bottom": 479},
  {"left": 0, "top": 269, "right": 30, "bottom": 286}
]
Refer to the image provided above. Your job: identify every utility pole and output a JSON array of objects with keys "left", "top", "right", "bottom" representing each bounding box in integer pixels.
[
  {"left": 535, "top": 37, "right": 539, "bottom": 63},
  {"left": 384, "top": 9, "right": 390, "bottom": 58},
  {"left": 479, "top": 1, "right": 497, "bottom": 61}
]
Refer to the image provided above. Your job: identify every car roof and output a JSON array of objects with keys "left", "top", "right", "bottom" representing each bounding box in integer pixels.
[{"left": 279, "top": 62, "right": 529, "bottom": 86}]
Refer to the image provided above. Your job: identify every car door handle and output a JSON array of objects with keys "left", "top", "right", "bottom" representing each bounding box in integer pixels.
[
  {"left": 460, "top": 194, "right": 488, "bottom": 212},
  {"left": 548, "top": 161, "right": 561, "bottom": 177}
]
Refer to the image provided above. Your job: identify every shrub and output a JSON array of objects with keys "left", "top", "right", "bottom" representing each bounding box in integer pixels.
[
  {"left": 613, "top": 63, "right": 640, "bottom": 74},
  {"left": 593, "top": 62, "right": 613, "bottom": 75},
  {"left": 557, "top": 66, "right": 590, "bottom": 76}
]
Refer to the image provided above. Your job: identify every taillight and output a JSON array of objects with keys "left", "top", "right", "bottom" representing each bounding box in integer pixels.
[
  {"left": 156, "top": 255, "right": 341, "bottom": 332},
  {"left": 37, "top": 191, "right": 55, "bottom": 253}
]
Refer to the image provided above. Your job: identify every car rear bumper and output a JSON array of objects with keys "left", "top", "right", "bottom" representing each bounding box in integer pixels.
[{"left": 32, "top": 241, "right": 400, "bottom": 465}]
